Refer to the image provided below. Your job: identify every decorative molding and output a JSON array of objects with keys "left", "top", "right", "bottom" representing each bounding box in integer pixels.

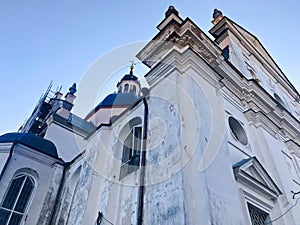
[
  {"left": 144, "top": 47, "right": 222, "bottom": 91},
  {"left": 211, "top": 17, "right": 299, "bottom": 100},
  {"left": 13, "top": 143, "right": 62, "bottom": 167},
  {"left": 137, "top": 18, "right": 221, "bottom": 69},
  {"left": 285, "top": 140, "right": 300, "bottom": 156},
  {"left": 137, "top": 13, "right": 300, "bottom": 147},
  {"left": 233, "top": 157, "right": 282, "bottom": 200},
  {"left": 0, "top": 142, "right": 13, "bottom": 152}
]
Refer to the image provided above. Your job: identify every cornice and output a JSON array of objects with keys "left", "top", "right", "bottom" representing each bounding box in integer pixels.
[
  {"left": 142, "top": 41, "right": 300, "bottom": 144},
  {"left": 285, "top": 140, "right": 300, "bottom": 156},
  {"left": 211, "top": 17, "right": 299, "bottom": 99},
  {"left": 0, "top": 142, "right": 13, "bottom": 152},
  {"left": 136, "top": 14, "right": 299, "bottom": 145},
  {"left": 137, "top": 18, "right": 222, "bottom": 69},
  {"left": 217, "top": 62, "right": 299, "bottom": 142},
  {"left": 144, "top": 47, "right": 222, "bottom": 91},
  {"left": 13, "top": 143, "right": 63, "bottom": 167}
]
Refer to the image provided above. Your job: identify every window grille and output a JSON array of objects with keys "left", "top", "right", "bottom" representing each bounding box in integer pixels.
[
  {"left": 247, "top": 203, "right": 271, "bottom": 225},
  {"left": 0, "top": 174, "right": 35, "bottom": 225}
]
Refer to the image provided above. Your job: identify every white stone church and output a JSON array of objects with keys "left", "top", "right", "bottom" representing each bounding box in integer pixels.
[{"left": 0, "top": 6, "right": 299, "bottom": 225}]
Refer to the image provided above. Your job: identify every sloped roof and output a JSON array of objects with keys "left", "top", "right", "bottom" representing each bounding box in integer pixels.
[
  {"left": 84, "top": 92, "right": 140, "bottom": 121},
  {"left": 52, "top": 113, "right": 96, "bottom": 136},
  {"left": 0, "top": 132, "right": 58, "bottom": 158},
  {"left": 69, "top": 114, "right": 96, "bottom": 133}
]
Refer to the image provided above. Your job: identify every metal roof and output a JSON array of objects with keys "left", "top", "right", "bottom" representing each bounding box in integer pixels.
[{"left": 0, "top": 132, "right": 58, "bottom": 158}]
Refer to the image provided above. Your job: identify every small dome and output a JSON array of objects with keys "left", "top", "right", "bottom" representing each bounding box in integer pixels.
[
  {"left": 117, "top": 67, "right": 139, "bottom": 87},
  {"left": 119, "top": 74, "right": 138, "bottom": 83},
  {"left": 0, "top": 132, "right": 58, "bottom": 158}
]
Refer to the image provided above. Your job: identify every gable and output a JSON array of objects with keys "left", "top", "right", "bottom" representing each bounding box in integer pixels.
[
  {"left": 230, "top": 22, "right": 276, "bottom": 68},
  {"left": 227, "top": 19, "right": 297, "bottom": 94},
  {"left": 233, "top": 157, "right": 282, "bottom": 200},
  {"left": 209, "top": 17, "right": 298, "bottom": 97}
]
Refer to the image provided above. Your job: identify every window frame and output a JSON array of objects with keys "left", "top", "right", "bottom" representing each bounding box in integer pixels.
[
  {"left": 0, "top": 172, "right": 36, "bottom": 225},
  {"left": 246, "top": 202, "right": 271, "bottom": 225},
  {"left": 233, "top": 158, "right": 283, "bottom": 225},
  {"left": 124, "top": 84, "right": 129, "bottom": 93},
  {"left": 228, "top": 116, "right": 249, "bottom": 146},
  {"left": 120, "top": 125, "right": 142, "bottom": 179}
]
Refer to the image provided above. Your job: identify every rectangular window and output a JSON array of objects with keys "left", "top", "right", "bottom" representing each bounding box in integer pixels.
[{"left": 120, "top": 126, "right": 142, "bottom": 179}]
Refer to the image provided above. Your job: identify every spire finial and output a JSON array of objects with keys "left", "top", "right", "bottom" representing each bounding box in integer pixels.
[
  {"left": 129, "top": 60, "right": 135, "bottom": 75},
  {"left": 165, "top": 5, "right": 179, "bottom": 18},
  {"left": 213, "top": 8, "right": 222, "bottom": 19},
  {"left": 69, "top": 83, "right": 77, "bottom": 95},
  {"left": 212, "top": 8, "right": 223, "bottom": 25}
]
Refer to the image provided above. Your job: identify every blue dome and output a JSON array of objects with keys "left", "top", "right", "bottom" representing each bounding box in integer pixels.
[
  {"left": 96, "top": 92, "right": 139, "bottom": 109},
  {"left": 0, "top": 132, "right": 58, "bottom": 158},
  {"left": 120, "top": 74, "right": 138, "bottom": 82}
]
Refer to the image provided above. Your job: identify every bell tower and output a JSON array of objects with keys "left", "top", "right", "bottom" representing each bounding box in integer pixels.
[{"left": 116, "top": 63, "right": 141, "bottom": 96}]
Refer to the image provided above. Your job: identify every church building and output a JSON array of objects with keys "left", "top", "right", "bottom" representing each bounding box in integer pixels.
[{"left": 0, "top": 6, "right": 299, "bottom": 225}]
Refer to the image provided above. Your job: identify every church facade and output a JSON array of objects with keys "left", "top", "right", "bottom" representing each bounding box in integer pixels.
[{"left": 0, "top": 6, "right": 299, "bottom": 225}]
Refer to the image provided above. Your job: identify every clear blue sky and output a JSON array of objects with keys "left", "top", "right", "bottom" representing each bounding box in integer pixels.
[{"left": 0, "top": 0, "right": 299, "bottom": 135}]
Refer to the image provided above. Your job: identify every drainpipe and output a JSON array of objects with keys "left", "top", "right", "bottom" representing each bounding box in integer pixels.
[{"left": 137, "top": 96, "right": 149, "bottom": 225}]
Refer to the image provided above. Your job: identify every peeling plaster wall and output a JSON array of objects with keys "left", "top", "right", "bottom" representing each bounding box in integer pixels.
[
  {"left": 77, "top": 55, "right": 249, "bottom": 225},
  {"left": 142, "top": 72, "right": 186, "bottom": 224},
  {"left": 42, "top": 48, "right": 298, "bottom": 225},
  {"left": 139, "top": 64, "right": 246, "bottom": 224},
  {"left": 52, "top": 142, "right": 97, "bottom": 225},
  {"left": 37, "top": 163, "right": 64, "bottom": 225},
  {"left": 144, "top": 172, "right": 185, "bottom": 225},
  {"left": 91, "top": 109, "right": 145, "bottom": 224},
  {"left": 67, "top": 161, "right": 94, "bottom": 224}
]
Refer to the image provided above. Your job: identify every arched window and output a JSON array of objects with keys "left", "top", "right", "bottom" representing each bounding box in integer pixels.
[
  {"left": 119, "top": 117, "right": 142, "bottom": 179},
  {"left": 0, "top": 173, "right": 35, "bottom": 225},
  {"left": 131, "top": 85, "right": 136, "bottom": 94},
  {"left": 124, "top": 84, "right": 129, "bottom": 93},
  {"left": 122, "top": 126, "right": 142, "bottom": 166}
]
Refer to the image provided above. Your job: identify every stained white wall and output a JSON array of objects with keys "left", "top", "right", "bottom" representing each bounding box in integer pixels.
[
  {"left": 0, "top": 143, "right": 64, "bottom": 225},
  {"left": 44, "top": 123, "right": 86, "bottom": 162}
]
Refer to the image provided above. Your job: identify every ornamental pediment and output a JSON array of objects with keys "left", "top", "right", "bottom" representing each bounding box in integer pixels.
[{"left": 233, "top": 157, "right": 282, "bottom": 199}]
